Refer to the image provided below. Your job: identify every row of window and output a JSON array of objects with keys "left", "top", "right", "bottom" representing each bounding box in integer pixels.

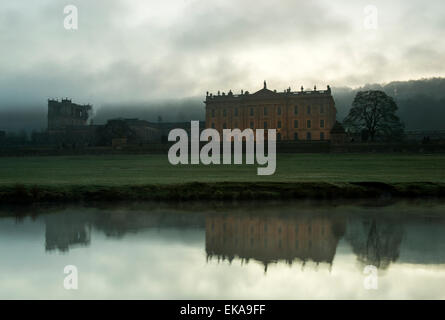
[
  {"left": 211, "top": 119, "right": 325, "bottom": 129},
  {"left": 215, "top": 221, "right": 323, "bottom": 234},
  {"left": 267, "top": 132, "right": 325, "bottom": 141},
  {"left": 206, "top": 129, "right": 325, "bottom": 141},
  {"left": 208, "top": 237, "right": 316, "bottom": 250},
  {"left": 216, "top": 222, "right": 322, "bottom": 234},
  {"left": 211, "top": 105, "right": 327, "bottom": 118}
]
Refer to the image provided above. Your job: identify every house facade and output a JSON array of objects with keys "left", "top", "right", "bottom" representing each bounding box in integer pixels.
[{"left": 205, "top": 82, "right": 337, "bottom": 141}]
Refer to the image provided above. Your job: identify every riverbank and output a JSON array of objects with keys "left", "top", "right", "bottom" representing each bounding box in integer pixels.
[
  {"left": 1, "top": 153, "right": 444, "bottom": 203},
  {"left": 1, "top": 181, "right": 445, "bottom": 204}
]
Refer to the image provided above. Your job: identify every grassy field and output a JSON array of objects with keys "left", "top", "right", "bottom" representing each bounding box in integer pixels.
[
  {"left": 0, "top": 153, "right": 444, "bottom": 203},
  {"left": 0, "top": 153, "right": 444, "bottom": 186}
]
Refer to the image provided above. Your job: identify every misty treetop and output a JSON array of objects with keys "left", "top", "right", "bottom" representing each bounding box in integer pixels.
[
  {"left": 344, "top": 90, "right": 404, "bottom": 141},
  {"left": 1, "top": 78, "right": 445, "bottom": 133}
]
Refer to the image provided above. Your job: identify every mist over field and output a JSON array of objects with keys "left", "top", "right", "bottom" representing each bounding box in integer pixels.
[
  {"left": 2, "top": 0, "right": 445, "bottom": 304},
  {"left": 1, "top": 77, "right": 444, "bottom": 133}
]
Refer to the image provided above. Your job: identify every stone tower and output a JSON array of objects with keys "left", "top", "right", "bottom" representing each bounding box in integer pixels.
[{"left": 47, "top": 98, "right": 92, "bottom": 130}]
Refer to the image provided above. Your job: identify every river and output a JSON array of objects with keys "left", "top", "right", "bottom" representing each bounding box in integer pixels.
[{"left": 1, "top": 200, "right": 445, "bottom": 299}]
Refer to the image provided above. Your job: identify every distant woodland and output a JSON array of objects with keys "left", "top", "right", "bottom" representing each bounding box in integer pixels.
[{"left": 1, "top": 78, "right": 444, "bottom": 134}]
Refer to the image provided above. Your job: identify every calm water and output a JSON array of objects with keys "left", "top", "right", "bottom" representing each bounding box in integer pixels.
[{"left": 1, "top": 200, "right": 445, "bottom": 299}]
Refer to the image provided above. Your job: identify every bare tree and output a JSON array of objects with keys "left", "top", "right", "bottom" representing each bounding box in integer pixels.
[{"left": 344, "top": 90, "right": 404, "bottom": 141}]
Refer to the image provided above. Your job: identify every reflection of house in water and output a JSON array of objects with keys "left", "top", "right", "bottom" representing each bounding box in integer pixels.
[
  {"left": 205, "top": 214, "right": 345, "bottom": 271},
  {"left": 45, "top": 212, "right": 91, "bottom": 252}
]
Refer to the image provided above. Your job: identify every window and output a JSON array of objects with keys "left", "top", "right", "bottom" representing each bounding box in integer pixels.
[
  {"left": 250, "top": 121, "right": 254, "bottom": 128},
  {"left": 294, "top": 119, "right": 298, "bottom": 129},
  {"left": 234, "top": 122, "right": 238, "bottom": 128},
  {"left": 320, "top": 119, "right": 325, "bottom": 128},
  {"left": 307, "top": 105, "right": 311, "bottom": 114},
  {"left": 320, "top": 105, "right": 325, "bottom": 113},
  {"left": 234, "top": 108, "right": 238, "bottom": 116},
  {"left": 250, "top": 108, "right": 254, "bottom": 116},
  {"left": 307, "top": 132, "right": 311, "bottom": 140},
  {"left": 211, "top": 109, "right": 215, "bottom": 117},
  {"left": 223, "top": 109, "right": 227, "bottom": 117},
  {"left": 320, "top": 132, "right": 325, "bottom": 140},
  {"left": 294, "top": 132, "right": 298, "bottom": 140},
  {"left": 294, "top": 105, "right": 298, "bottom": 115},
  {"left": 277, "top": 106, "right": 281, "bottom": 115},
  {"left": 223, "top": 123, "right": 227, "bottom": 129},
  {"left": 307, "top": 119, "right": 311, "bottom": 128},
  {"left": 264, "top": 107, "right": 268, "bottom": 116},
  {"left": 277, "top": 133, "right": 281, "bottom": 141},
  {"left": 211, "top": 123, "right": 215, "bottom": 129},
  {"left": 277, "top": 120, "right": 282, "bottom": 128},
  {"left": 264, "top": 121, "right": 268, "bottom": 129}
]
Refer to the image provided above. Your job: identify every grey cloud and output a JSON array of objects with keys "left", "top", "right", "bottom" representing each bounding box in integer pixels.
[
  {"left": 168, "top": 0, "right": 352, "bottom": 52},
  {"left": 0, "top": 0, "right": 445, "bottom": 131}
]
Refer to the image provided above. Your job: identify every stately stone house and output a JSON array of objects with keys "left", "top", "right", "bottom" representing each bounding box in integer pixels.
[{"left": 205, "top": 82, "right": 337, "bottom": 141}]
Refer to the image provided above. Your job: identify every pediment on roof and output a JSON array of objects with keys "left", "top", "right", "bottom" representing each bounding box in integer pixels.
[{"left": 251, "top": 88, "right": 278, "bottom": 97}]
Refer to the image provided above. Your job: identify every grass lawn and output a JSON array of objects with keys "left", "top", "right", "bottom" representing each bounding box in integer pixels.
[{"left": 0, "top": 153, "right": 444, "bottom": 186}]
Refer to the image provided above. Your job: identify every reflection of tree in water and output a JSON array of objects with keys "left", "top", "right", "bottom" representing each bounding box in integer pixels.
[{"left": 346, "top": 218, "right": 403, "bottom": 269}]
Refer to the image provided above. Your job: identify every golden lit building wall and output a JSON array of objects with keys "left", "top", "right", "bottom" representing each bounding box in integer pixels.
[{"left": 205, "top": 82, "right": 337, "bottom": 141}]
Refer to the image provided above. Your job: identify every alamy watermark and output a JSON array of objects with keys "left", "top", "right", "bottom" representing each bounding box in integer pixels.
[
  {"left": 63, "top": 265, "right": 78, "bottom": 290},
  {"left": 363, "top": 265, "right": 378, "bottom": 290},
  {"left": 64, "top": 5, "right": 78, "bottom": 30},
  {"left": 168, "top": 121, "right": 276, "bottom": 175},
  {"left": 363, "top": 5, "right": 378, "bottom": 30}
]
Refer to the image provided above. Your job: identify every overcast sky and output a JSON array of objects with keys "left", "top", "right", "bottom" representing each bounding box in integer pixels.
[{"left": 1, "top": 0, "right": 444, "bottom": 108}]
